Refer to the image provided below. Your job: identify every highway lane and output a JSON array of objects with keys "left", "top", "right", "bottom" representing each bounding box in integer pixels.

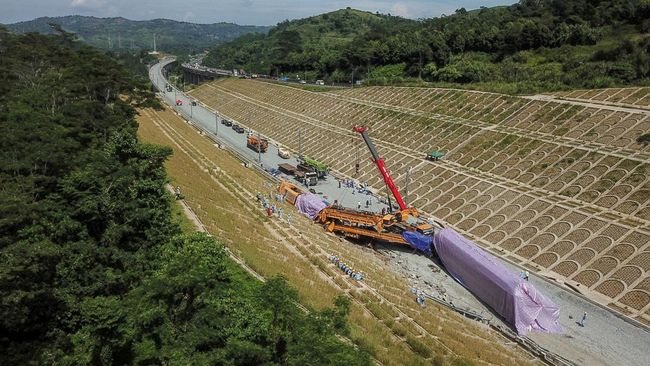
[{"left": 149, "top": 59, "right": 390, "bottom": 213}]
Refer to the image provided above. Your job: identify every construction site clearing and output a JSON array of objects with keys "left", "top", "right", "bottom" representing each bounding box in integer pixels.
[
  {"left": 148, "top": 60, "right": 650, "bottom": 366},
  {"left": 136, "top": 106, "right": 536, "bottom": 366},
  {"left": 187, "top": 77, "right": 650, "bottom": 326}
]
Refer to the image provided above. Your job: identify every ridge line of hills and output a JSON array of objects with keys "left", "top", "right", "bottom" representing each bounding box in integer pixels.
[{"left": 3, "top": 15, "right": 271, "bottom": 54}]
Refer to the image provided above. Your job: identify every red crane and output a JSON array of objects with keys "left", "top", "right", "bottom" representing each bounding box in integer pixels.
[{"left": 353, "top": 126, "right": 407, "bottom": 211}]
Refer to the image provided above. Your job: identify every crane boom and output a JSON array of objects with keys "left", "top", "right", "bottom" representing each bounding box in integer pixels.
[{"left": 353, "top": 126, "right": 407, "bottom": 210}]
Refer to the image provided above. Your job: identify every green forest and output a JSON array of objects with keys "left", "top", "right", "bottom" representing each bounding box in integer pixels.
[
  {"left": 204, "top": 0, "right": 650, "bottom": 93},
  {"left": 5, "top": 16, "right": 270, "bottom": 55},
  {"left": 0, "top": 28, "right": 370, "bottom": 365}
]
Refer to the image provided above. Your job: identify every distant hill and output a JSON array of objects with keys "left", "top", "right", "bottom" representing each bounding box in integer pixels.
[
  {"left": 205, "top": 2, "right": 650, "bottom": 93},
  {"left": 4, "top": 15, "right": 271, "bottom": 54},
  {"left": 204, "top": 8, "right": 413, "bottom": 79}
]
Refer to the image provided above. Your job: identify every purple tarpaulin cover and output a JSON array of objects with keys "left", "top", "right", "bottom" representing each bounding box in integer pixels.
[
  {"left": 432, "top": 228, "right": 562, "bottom": 335},
  {"left": 294, "top": 193, "right": 327, "bottom": 219}
]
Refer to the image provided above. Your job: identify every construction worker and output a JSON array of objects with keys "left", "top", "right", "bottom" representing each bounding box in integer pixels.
[
  {"left": 365, "top": 199, "right": 370, "bottom": 208},
  {"left": 417, "top": 293, "right": 425, "bottom": 307},
  {"left": 286, "top": 213, "right": 292, "bottom": 225},
  {"left": 357, "top": 201, "right": 361, "bottom": 209},
  {"left": 256, "top": 192, "right": 261, "bottom": 202},
  {"left": 579, "top": 312, "right": 587, "bottom": 327},
  {"left": 524, "top": 271, "right": 530, "bottom": 281}
]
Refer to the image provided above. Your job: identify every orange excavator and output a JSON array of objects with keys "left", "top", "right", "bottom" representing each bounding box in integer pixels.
[{"left": 313, "top": 126, "right": 436, "bottom": 245}]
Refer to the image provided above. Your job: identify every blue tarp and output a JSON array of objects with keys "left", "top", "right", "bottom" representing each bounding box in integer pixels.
[{"left": 402, "top": 231, "right": 433, "bottom": 255}]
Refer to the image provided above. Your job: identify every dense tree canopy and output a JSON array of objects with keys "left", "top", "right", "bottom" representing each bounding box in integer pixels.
[
  {"left": 205, "top": 1, "right": 650, "bottom": 92},
  {"left": 0, "top": 29, "right": 370, "bottom": 365}
]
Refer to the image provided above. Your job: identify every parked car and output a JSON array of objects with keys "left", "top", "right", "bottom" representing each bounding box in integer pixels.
[
  {"left": 232, "top": 123, "right": 240, "bottom": 130},
  {"left": 315, "top": 80, "right": 325, "bottom": 85},
  {"left": 235, "top": 126, "right": 245, "bottom": 133},
  {"left": 222, "top": 119, "right": 232, "bottom": 127},
  {"left": 278, "top": 147, "right": 290, "bottom": 159}
]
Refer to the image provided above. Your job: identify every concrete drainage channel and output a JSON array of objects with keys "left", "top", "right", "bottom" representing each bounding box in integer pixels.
[{"left": 161, "top": 95, "right": 580, "bottom": 366}]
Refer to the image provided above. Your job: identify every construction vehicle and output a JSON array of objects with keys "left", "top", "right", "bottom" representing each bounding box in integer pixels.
[
  {"left": 299, "top": 156, "right": 329, "bottom": 178},
  {"left": 353, "top": 126, "right": 432, "bottom": 227},
  {"left": 247, "top": 135, "right": 268, "bottom": 152},
  {"left": 313, "top": 126, "right": 435, "bottom": 245},
  {"left": 278, "top": 181, "right": 303, "bottom": 205},
  {"left": 295, "top": 170, "right": 318, "bottom": 186},
  {"left": 278, "top": 163, "right": 297, "bottom": 175},
  {"left": 426, "top": 151, "right": 445, "bottom": 161}
]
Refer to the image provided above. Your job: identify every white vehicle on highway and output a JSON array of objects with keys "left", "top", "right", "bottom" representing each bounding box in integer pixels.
[{"left": 278, "top": 147, "right": 290, "bottom": 159}]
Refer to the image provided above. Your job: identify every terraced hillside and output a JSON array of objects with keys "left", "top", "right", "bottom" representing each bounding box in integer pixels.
[
  {"left": 549, "top": 87, "right": 650, "bottom": 110},
  {"left": 189, "top": 80, "right": 650, "bottom": 326}
]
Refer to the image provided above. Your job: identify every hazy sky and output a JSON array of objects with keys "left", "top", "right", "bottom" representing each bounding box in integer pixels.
[{"left": 1, "top": 0, "right": 517, "bottom": 26}]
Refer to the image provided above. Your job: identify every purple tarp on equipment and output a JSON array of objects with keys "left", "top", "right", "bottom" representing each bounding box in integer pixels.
[
  {"left": 294, "top": 193, "right": 327, "bottom": 219},
  {"left": 432, "top": 228, "right": 562, "bottom": 335}
]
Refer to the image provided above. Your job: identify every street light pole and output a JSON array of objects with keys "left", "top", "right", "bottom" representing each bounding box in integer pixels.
[
  {"left": 257, "top": 131, "right": 262, "bottom": 164},
  {"left": 215, "top": 111, "right": 219, "bottom": 136},
  {"left": 298, "top": 129, "right": 302, "bottom": 160}
]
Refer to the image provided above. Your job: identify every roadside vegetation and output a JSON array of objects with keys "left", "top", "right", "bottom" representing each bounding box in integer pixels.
[
  {"left": 0, "top": 29, "right": 370, "bottom": 365},
  {"left": 205, "top": 1, "right": 650, "bottom": 93}
]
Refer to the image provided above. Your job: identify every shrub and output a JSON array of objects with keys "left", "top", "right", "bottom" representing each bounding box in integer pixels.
[
  {"left": 637, "top": 133, "right": 650, "bottom": 145},
  {"left": 367, "top": 63, "right": 407, "bottom": 83}
]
